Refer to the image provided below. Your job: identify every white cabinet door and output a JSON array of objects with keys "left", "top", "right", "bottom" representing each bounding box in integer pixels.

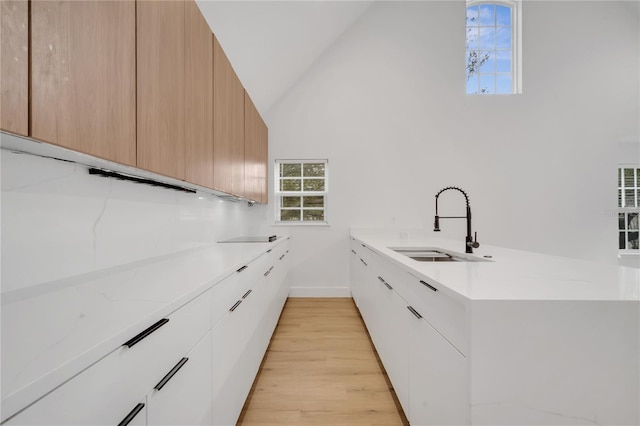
[
  {"left": 408, "top": 308, "right": 468, "bottom": 426},
  {"left": 147, "top": 331, "right": 212, "bottom": 426},
  {"left": 212, "top": 285, "right": 264, "bottom": 425},
  {"left": 349, "top": 240, "right": 361, "bottom": 305},
  {"left": 378, "top": 286, "right": 410, "bottom": 413}
]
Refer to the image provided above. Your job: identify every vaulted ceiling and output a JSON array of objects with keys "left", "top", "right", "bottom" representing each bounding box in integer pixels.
[{"left": 196, "top": 1, "right": 373, "bottom": 116}]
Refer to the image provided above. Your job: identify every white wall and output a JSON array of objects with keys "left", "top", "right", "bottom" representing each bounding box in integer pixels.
[
  {"left": 1, "top": 149, "right": 262, "bottom": 293},
  {"left": 263, "top": 1, "right": 640, "bottom": 295}
]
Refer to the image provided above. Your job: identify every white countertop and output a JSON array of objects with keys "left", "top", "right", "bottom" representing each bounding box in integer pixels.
[
  {"left": 351, "top": 229, "right": 639, "bottom": 303},
  {"left": 1, "top": 237, "right": 287, "bottom": 421}
]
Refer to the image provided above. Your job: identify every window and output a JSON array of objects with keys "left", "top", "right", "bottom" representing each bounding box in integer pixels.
[
  {"left": 618, "top": 167, "right": 639, "bottom": 251},
  {"left": 275, "top": 160, "right": 328, "bottom": 224},
  {"left": 466, "top": 1, "right": 521, "bottom": 94}
]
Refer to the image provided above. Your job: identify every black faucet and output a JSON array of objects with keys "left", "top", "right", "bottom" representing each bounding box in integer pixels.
[{"left": 433, "top": 186, "right": 479, "bottom": 254}]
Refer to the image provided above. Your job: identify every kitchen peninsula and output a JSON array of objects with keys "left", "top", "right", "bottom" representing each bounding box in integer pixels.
[{"left": 350, "top": 228, "right": 639, "bottom": 426}]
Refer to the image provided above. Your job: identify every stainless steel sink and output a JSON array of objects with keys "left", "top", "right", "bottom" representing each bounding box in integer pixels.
[{"left": 388, "top": 247, "right": 490, "bottom": 262}]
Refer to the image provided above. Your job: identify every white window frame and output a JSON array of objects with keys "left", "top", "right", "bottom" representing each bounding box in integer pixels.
[
  {"left": 466, "top": 0, "right": 522, "bottom": 95},
  {"left": 618, "top": 164, "right": 640, "bottom": 254},
  {"left": 274, "top": 159, "right": 329, "bottom": 226}
]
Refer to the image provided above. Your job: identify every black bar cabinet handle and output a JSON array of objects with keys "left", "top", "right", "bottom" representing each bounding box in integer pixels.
[
  {"left": 267, "top": 249, "right": 272, "bottom": 253},
  {"left": 360, "top": 258, "right": 367, "bottom": 266},
  {"left": 419, "top": 280, "right": 438, "bottom": 292},
  {"left": 237, "top": 265, "right": 248, "bottom": 273},
  {"left": 377, "top": 276, "right": 385, "bottom": 283},
  {"left": 407, "top": 306, "right": 422, "bottom": 319},
  {"left": 154, "top": 357, "right": 189, "bottom": 391},
  {"left": 229, "top": 300, "right": 242, "bottom": 312},
  {"left": 279, "top": 254, "right": 285, "bottom": 260},
  {"left": 384, "top": 282, "right": 393, "bottom": 290},
  {"left": 242, "top": 289, "right": 252, "bottom": 298},
  {"left": 351, "top": 249, "right": 356, "bottom": 254},
  {"left": 118, "top": 403, "right": 145, "bottom": 426},
  {"left": 264, "top": 270, "right": 271, "bottom": 277},
  {"left": 123, "top": 318, "right": 169, "bottom": 348}
]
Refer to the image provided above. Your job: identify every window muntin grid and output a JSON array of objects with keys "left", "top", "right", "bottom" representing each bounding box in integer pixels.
[
  {"left": 466, "top": 1, "right": 518, "bottom": 95},
  {"left": 618, "top": 167, "right": 640, "bottom": 250},
  {"left": 275, "top": 160, "right": 328, "bottom": 223}
]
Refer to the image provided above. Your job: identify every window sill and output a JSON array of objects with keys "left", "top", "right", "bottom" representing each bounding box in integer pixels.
[{"left": 274, "top": 221, "right": 330, "bottom": 227}]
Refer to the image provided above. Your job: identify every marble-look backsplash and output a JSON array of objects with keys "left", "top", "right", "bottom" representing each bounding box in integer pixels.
[{"left": 1, "top": 149, "right": 264, "bottom": 293}]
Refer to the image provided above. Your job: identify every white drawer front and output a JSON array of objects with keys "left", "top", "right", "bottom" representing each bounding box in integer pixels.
[
  {"left": 147, "top": 331, "right": 212, "bottom": 426},
  {"left": 405, "top": 274, "right": 467, "bottom": 355},
  {"left": 5, "top": 290, "right": 212, "bottom": 425}
]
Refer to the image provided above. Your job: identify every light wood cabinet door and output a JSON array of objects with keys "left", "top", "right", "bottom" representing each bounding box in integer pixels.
[
  {"left": 244, "top": 92, "right": 261, "bottom": 202},
  {"left": 30, "top": 0, "right": 136, "bottom": 165},
  {"left": 259, "top": 115, "right": 268, "bottom": 204},
  {"left": 213, "top": 36, "right": 244, "bottom": 196},
  {"left": 185, "top": 0, "right": 214, "bottom": 189},
  {"left": 137, "top": 0, "right": 185, "bottom": 180},
  {"left": 244, "top": 92, "right": 268, "bottom": 204},
  {"left": 1, "top": 0, "right": 28, "bottom": 136}
]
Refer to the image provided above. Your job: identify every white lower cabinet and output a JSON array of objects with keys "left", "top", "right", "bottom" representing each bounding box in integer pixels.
[
  {"left": 4, "top": 242, "right": 290, "bottom": 426},
  {"left": 211, "top": 286, "right": 262, "bottom": 425},
  {"left": 408, "top": 310, "right": 468, "bottom": 426},
  {"left": 147, "top": 331, "right": 213, "bottom": 426},
  {"left": 5, "top": 290, "right": 212, "bottom": 426},
  {"left": 212, "top": 241, "right": 290, "bottom": 426},
  {"left": 376, "top": 285, "right": 410, "bottom": 413},
  {"left": 351, "top": 240, "right": 468, "bottom": 426}
]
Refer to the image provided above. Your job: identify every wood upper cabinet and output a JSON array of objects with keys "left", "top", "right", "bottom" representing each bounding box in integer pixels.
[
  {"left": 213, "top": 36, "right": 244, "bottom": 196},
  {"left": 137, "top": 0, "right": 185, "bottom": 180},
  {"left": 258, "top": 112, "right": 268, "bottom": 204},
  {"left": 244, "top": 92, "right": 268, "bottom": 203},
  {"left": 185, "top": 0, "right": 214, "bottom": 189},
  {"left": 1, "top": 0, "right": 28, "bottom": 136},
  {"left": 30, "top": 0, "right": 136, "bottom": 166}
]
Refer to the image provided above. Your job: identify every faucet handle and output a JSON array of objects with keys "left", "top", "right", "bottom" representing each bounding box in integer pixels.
[{"left": 468, "top": 231, "right": 480, "bottom": 249}]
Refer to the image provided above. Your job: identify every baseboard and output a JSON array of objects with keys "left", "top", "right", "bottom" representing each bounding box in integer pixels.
[{"left": 288, "top": 286, "right": 352, "bottom": 298}]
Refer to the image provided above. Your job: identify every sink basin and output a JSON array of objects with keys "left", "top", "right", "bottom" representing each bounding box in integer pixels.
[{"left": 388, "top": 247, "right": 490, "bottom": 262}]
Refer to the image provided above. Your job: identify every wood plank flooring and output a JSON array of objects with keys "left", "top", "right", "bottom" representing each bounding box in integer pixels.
[{"left": 237, "top": 298, "right": 409, "bottom": 426}]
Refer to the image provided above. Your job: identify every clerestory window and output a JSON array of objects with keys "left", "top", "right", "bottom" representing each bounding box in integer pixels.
[{"left": 466, "top": 1, "right": 522, "bottom": 94}]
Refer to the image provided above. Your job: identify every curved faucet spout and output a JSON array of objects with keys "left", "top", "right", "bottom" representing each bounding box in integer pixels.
[{"left": 433, "top": 186, "right": 479, "bottom": 253}]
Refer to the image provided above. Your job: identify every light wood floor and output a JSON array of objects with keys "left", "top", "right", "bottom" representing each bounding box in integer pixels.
[{"left": 237, "top": 298, "right": 409, "bottom": 426}]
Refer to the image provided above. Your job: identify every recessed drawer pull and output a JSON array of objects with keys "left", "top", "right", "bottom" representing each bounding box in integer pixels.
[
  {"left": 154, "top": 357, "right": 189, "bottom": 391},
  {"left": 229, "top": 300, "right": 242, "bottom": 312},
  {"left": 118, "top": 403, "right": 145, "bottom": 426},
  {"left": 360, "top": 258, "right": 367, "bottom": 266},
  {"left": 242, "top": 289, "right": 252, "bottom": 299},
  {"left": 279, "top": 254, "right": 285, "bottom": 260},
  {"left": 237, "top": 265, "right": 248, "bottom": 273},
  {"left": 419, "top": 280, "right": 438, "bottom": 292},
  {"left": 123, "top": 318, "right": 169, "bottom": 348},
  {"left": 407, "top": 306, "right": 422, "bottom": 319}
]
